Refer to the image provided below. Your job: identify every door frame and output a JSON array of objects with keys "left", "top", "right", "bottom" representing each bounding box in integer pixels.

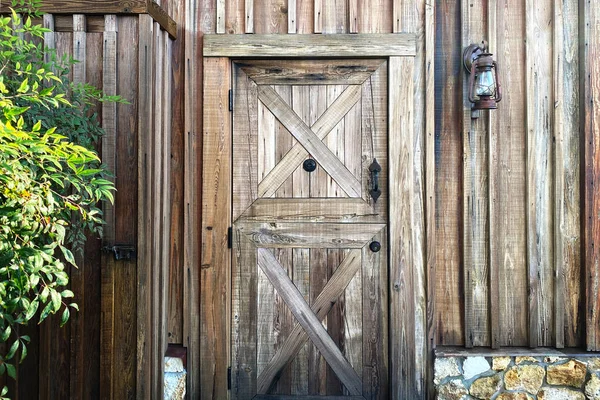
[{"left": 199, "top": 33, "right": 418, "bottom": 399}]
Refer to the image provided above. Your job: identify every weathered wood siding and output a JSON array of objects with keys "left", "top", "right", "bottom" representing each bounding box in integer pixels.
[
  {"left": 434, "top": 0, "right": 586, "bottom": 349},
  {"left": 0, "top": 7, "right": 177, "bottom": 398}
]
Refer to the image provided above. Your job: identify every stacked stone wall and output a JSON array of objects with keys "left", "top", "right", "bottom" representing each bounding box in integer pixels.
[{"left": 435, "top": 355, "right": 600, "bottom": 399}]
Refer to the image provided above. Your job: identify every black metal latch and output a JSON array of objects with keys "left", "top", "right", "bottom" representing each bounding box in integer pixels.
[{"left": 102, "top": 244, "right": 137, "bottom": 261}]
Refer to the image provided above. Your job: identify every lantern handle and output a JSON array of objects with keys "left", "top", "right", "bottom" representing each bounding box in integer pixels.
[
  {"left": 468, "top": 61, "right": 477, "bottom": 104},
  {"left": 493, "top": 61, "right": 502, "bottom": 102}
]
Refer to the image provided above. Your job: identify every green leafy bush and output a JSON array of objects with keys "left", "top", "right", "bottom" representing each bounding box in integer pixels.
[{"left": 0, "top": 7, "right": 116, "bottom": 397}]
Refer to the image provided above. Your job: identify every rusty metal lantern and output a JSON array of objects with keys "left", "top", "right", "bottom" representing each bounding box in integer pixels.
[{"left": 463, "top": 42, "right": 502, "bottom": 110}]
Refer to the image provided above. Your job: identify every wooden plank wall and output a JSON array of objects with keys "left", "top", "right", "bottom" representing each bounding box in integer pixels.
[
  {"left": 434, "top": 0, "right": 585, "bottom": 349},
  {"left": 1, "top": 11, "right": 176, "bottom": 400},
  {"left": 187, "top": 0, "right": 431, "bottom": 398}
]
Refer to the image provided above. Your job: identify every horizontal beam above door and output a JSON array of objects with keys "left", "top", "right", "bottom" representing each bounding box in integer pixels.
[{"left": 203, "top": 34, "right": 416, "bottom": 57}]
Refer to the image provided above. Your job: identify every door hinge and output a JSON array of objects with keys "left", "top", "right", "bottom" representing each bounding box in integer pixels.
[
  {"left": 227, "top": 226, "right": 233, "bottom": 249},
  {"left": 227, "top": 366, "right": 232, "bottom": 390},
  {"left": 229, "top": 89, "right": 233, "bottom": 111}
]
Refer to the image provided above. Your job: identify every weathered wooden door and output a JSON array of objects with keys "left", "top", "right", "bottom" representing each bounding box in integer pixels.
[{"left": 231, "top": 59, "right": 389, "bottom": 399}]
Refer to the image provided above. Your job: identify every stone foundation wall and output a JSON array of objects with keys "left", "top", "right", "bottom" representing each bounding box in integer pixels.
[{"left": 435, "top": 355, "right": 600, "bottom": 399}]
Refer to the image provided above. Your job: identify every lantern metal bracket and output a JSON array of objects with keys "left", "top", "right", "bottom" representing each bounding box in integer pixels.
[{"left": 463, "top": 41, "right": 488, "bottom": 73}]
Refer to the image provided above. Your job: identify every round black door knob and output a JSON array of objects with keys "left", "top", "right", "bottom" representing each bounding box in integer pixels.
[
  {"left": 369, "top": 241, "right": 381, "bottom": 253},
  {"left": 303, "top": 159, "right": 317, "bottom": 172}
]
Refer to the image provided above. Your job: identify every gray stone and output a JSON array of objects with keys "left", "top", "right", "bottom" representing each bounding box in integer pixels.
[
  {"left": 547, "top": 359, "right": 587, "bottom": 388},
  {"left": 516, "top": 356, "right": 539, "bottom": 364},
  {"left": 585, "top": 374, "right": 600, "bottom": 400},
  {"left": 504, "top": 365, "right": 545, "bottom": 394},
  {"left": 164, "top": 371, "right": 186, "bottom": 400},
  {"left": 469, "top": 374, "right": 501, "bottom": 399},
  {"left": 165, "top": 357, "right": 185, "bottom": 373},
  {"left": 492, "top": 356, "right": 511, "bottom": 371},
  {"left": 463, "top": 357, "right": 490, "bottom": 380},
  {"left": 538, "top": 387, "right": 585, "bottom": 400},
  {"left": 435, "top": 357, "right": 461, "bottom": 384},
  {"left": 437, "top": 379, "right": 468, "bottom": 400}
]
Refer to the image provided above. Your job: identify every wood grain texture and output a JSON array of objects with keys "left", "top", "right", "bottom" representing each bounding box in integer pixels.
[
  {"left": 146, "top": 0, "right": 178, "bottom": 38},
  {"left": 237, "top": 222, "right": 385, "bottom": 248},
  {"left": 358, "top": 0, "right": 392, "bottom": 33},
  {"left": 136, "top": 14, "right": 153, "bottom": 400},
  {"left": 100, "top": 15, "right": 117, "bottom": 400},
  {"left": 203, "top": 34, "right": 416, "bottom": 57},
  {"left": 200, "top": 57, "right": 231, "bottom": 398},
  {"left": 258, "top": 85, "right": 362, "bottom": 198},
  {"left": 288, "top": 0, "right": 297, "bottom": 33},
  {"left": 253, "top": 0, "right": 287, "bottom": 34},
  {"left": 554, "top": 0, "right": 582, "bottom": 348},
  {"left": 258, "top": 84, "right": 362, "bottom": 198},
  {"left": 241, "top": 198, "right": 384, "bottom": 223},
  {"left": 461, "top": 0, "right": 489, "bottom": 348},
  {"left": 113, "top": 16, "right": 138, "bottom": 400},
  {"left": 257, "top": 249, "right": 362, "bottom": 396},
  {"left": 389, "top": 56, "right": 416, "bottom": 399},
  {"left": 583, "top": 0, "right": 600, "bottom": 351},
  {"left": 434, "top": 0, "right": 464, "bottom": 346},
  {"left": 256, "top": 249, "right": 362, "bottom": 394},
  {"left": 526, "top": 0, "right": 554, "bottom": 347},
  {"left": 237, "top": 59, "right": 384, "bottom": 86},
  {"left": 245, "top": 0, "right": 254, "bottom": 32},
  {"left": 69, "top": 15, "right": 86, "bottom": 400},
  {"left": 493, "top": 0, "right": 529, "bottom": 348},
  {"left": 425, "top": 0, "right": 436, "bottom": 396},
  {"left": 231, "top": 232, "right": 258, "bottom": 398}
]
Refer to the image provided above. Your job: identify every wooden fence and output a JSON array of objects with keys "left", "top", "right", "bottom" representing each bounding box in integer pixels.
[{"left": 0, "top": 0, "right": 600, "bottom": 398}]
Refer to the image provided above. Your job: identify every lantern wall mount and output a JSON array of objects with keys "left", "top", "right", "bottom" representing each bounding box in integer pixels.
[{"left": 463, "top": 41, "right": 502, "bottom": 114}]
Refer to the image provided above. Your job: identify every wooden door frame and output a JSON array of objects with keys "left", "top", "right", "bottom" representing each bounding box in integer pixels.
[{"left": 199, "top": 33, "right": 419, "bottom": 399}]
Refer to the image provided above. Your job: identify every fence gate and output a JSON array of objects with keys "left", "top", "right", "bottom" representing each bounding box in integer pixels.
[{"left": 231, "top": 59, "right": 389, "bottom": 398}]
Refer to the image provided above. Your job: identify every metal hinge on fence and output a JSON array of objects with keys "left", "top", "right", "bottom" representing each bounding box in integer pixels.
[
  {"left": 229, "top": 89, "right": 233, "bottom": 111},
  {"left": 227, "top": 227, "right": 233, "bottom": 249},
  {"left": 227, "top": 366, "right": 232, "bottom": 390},
  {"left": 102, "top": 244, "right": 136, "bottom": 261}
]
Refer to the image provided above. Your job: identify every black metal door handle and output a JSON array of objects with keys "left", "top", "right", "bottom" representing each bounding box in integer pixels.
[{"left": 369, "top": 158, "right": 382, "bottom": 203}]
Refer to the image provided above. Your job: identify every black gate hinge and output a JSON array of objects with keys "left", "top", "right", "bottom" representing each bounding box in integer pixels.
[
  {"left": 227, "top": 227, "right": 233, "bottom": 249},
  {"left": 229, "top": 89, "right": 233, "bottom": 111},
  {"left": 227, "top": 366, "right": 232, "bottom": 390}
]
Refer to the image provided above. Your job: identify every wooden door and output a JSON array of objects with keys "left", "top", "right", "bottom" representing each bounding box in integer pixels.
[{"left": 231, "top": 59, "right": 389, "bottom": 399}]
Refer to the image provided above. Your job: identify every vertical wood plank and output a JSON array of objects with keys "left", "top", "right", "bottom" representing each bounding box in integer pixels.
[
  {"left": 493, "top": 0, "right": 529, "bottom": 347},
  {"left": 359, "top": 0, "right": 392, "bottom": 33},
  {"left": 288, "top": 0, "right": 297, "bottom": 33},
  {"left": 152, "top": 23, "right": 164, "bottom": 399},
  {"left": 348, "top": 0, "right": 357, "bottom": 33},
  {"left": 526, "top": 0, "right": 554, "bottom": 347},
  {"left": 100, "top": 14, "right": 117, "bottom": 400},
  {"left": 314, "top": 0, "right": 322, "bottom": 33},
  {"left": 245, "top": 0, "right": 254, "bottom": 32},
  {"left": 583, "top": 0, "right": 600, "bottom": 352},
  {"left": 217, "top": 0, "right": 226, "bottom": 33},
  {"left": 425, "top": 0, "right": 436, "bottom": 396},
  {"left": 168, "top": 0, "right": 186, "bottom": 345},
  {"left": 84, "top": 30, "right": 104, "bottom": 400},
  {"left": 114, "top": 17, "right": 139, "bottom": 399},
  {"left": 434, "top": 0, "right": 464, "bottom": 346},
  {"left": 69, "top": 14, "right": 86, "bottom": 400},
  {"left": 185, "top": 0, "right": 212, "bottom": 394},
  {"left": 296, "top": 0, "right": 313, "bottom": 33},
  {"left": 321, "top": 0, "right": 346, "bottom": 33},
  {"left": 487, "top": 0, "right": 500, "bottom": 350},
  {"left": 201, "top": 56, "right": 231, "bottom": 399},
  {"left": 225, "top": 0, "right": 245, "bottom": 33},
  {"left": 43, "top": 15, "right": 55, "bottom": 67},
  {"left": 554, "top": 0, "right": 582, "bottom": 348},
  {"left": 389, "top": 56, "right": 416, "bottom": 400},
  {"left": 136, "top": 13, "right": 154, "bottom": 400},
  {"left": 461, "top": 0, "right": 490, "bottom": 348},
  {"left": 254, "top": 0, "right": 287, "bottom": 34}
]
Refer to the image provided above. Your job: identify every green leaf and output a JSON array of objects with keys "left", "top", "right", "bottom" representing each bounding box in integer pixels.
[
  {"left": 51, "top": 289, "right": 61, "bottom": 312},
  {"left": 59, "top": 245, "right": 75, "bottom": 266},
  {"left": 38, "top": 301, "right": 53, "bottom": 324},
  {"left": 24, "top": 299, "right": 39, "bottom": 320},
  {"left": 60, "top": 307, "right": 69, "bottom": 327},
  {"left": 5, "top": 363, "right": 16, "bottom": 380},
  {"left": 19, "top": 343, "right": 27, "bottom": 363},
  {"left": 0, "top": 326, "right": 10, "bottom": 342},
  {"left": 6, "top": 340, "right": 18, "bottom": 360},
  {"left": 1, "top": 386, "right": 8, "bottom": 396},
  {"left": 60, "top": 290, "right": 74, "bottom": 298}
]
